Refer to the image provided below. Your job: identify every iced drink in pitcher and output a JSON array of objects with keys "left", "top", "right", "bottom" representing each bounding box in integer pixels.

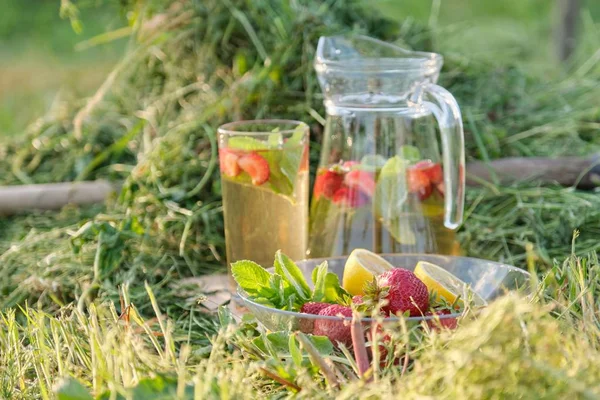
[
  {"left": 307, "top": 35, "right": 465, "bottom": 258},
  {"left": 218, "top": 120, "right": 309, "bottom": 290}
]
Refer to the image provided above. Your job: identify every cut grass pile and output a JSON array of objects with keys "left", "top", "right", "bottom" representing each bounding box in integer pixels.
[{"left": 0, "top": 0, "right": 599, "bottom": 398}]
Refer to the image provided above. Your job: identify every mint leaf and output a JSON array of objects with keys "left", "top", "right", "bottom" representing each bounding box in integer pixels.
[
  {"left": 268, "top": 132, "right": 283, "bottom": 147},
  {"left": 55, "top": 378, "right": 93, "bottom": 400},
  {"left": 400, "top": 145, "right": 421, "bottom": 163},
  {"left": 359, "top": 154, "right": 387, "bottom": 172},
  {"left": 227, "top": 137, "right": 269, "bottom": 151},
  {"left": 274, "top": 250, "right": 311, "bottom": 302},
  {"left": 262, "top": 150, "right": 294, "bottom": 196},
  {"left": 311, "top": 261, "right": 349, "bottom": 303},
  {"left": 311, "top": 261, "right": 329, "bottom": 301},
  {"left": 252, "top": 331, "right": 333, "bottom": 357},
  {"left": 289, "top": 334, "right": 303, "bottom": 367},
  {"left": 231, "top": 260, "right": 272, "bottom": 295},
  {"left": 375, "top": 156, "right": 414, "bottom": 243}
]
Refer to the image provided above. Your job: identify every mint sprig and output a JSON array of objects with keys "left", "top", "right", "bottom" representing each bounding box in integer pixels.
[{"left": 231, "top": 250, "right": 350, "bottom": 311}]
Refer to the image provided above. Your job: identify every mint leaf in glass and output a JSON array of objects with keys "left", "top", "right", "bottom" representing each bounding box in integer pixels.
[{"left": 227, "top": 136, "right": 270, "bottom": 151}]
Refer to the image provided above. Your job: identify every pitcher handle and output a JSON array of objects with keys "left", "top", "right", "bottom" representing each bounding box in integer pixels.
[{"left": 411, "top": 83, "right": 465, "bottom": 229}]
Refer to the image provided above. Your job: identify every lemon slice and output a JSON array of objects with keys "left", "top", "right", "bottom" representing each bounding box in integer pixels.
[
  {"left": 342, "top": 249, "right": 394, "bottom": 296},
  {"left": 414, "top": 261, "right": 487, "bottom": 307}
]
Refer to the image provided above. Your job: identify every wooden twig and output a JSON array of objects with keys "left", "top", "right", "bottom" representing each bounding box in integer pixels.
[
  {"left": 0, "top": 181, "right": 116, "bottom": 215},
  {"left": 466, "top": 154, "right": 600, "bottom": 189}
]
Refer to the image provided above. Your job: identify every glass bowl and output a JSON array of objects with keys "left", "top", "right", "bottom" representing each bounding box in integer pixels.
[{"left": 236, "top": 254, "right": 530, "bottom": 332}]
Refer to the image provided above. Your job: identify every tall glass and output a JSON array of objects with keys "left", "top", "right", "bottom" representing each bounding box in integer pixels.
[{"left": 218, "top": 120, "right": 309, "bottom": 291}]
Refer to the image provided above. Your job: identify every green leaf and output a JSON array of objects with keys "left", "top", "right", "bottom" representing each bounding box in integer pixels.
[
  {"left": 399, "top": 145, "right": 421, "bottom": 163},
  {"left": 375, "top": 156, "right": 415, "bottom": 244},
  {"left": 311, "top": 261, "right": 350, "bottom": 303},
  {"left": 262, "top": 150, "right": 294, "bottom": 196},
  {"left": 252, "top": 331, "right": 333, "bottom": 357},
  {"left": 231, "top": 260, "right": 272, "bottom": 294},
  {"left": 359, "top": 154, "right": 387, "bottom": 172},
  {"left": 129, "top": 376, "right": 193, "bottom": 400},
  {"left": 274, "top": 251, "right": 311, "bottom": 301},
  {"left": 289, "top": 334, "right": 303, "bottom": 367},
  {"left": 311, "top": 261, "right": 328, "bottom": 300},
  {"left": 227, "top": 136, "right": 269, "bottom": 151},
  {"left": 55, "top": 378, "right": 93, "bottom": 400}
]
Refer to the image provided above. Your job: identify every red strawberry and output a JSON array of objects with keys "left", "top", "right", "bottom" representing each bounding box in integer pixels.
[
  {"left": 425, "top": 309, "right": 458, "bottom": 331},
  {"left": 219, "top": 149, "right": 241, "bottom": 177},
  {"left": 366, "top": 323, "right": 393, "bottom": 366},
  {"left": 313, "top": 305, "right": 353, "bottom": 347},
  {"left": 413, "top": 160, "right": 443, "bottom": 184},
  {"left": 313, "top": 170, "right": 344, "bottom": 200},
  {"left": 298, "top": 302, "right": 332, "bottom": 334},
  {"left": 344, "top": 170, "right": 376, "bottom": 197},
  {"left": 377, "top": 268, "right": 429, "bottom": 317},
  {"left": 407, "top": 168, "right": 433, "bottom": 200},
  {"left": 300, "top": 302, "right": 331, "bottom": 315},
  {"left": 342, "top": 160, "right": 359, "bottom": 170},
  {"left": 237, "top": 152, "right": 270, "bottom": 185},
  {"left": 332, "top": 187, "right": 370, "bottom": 208}
]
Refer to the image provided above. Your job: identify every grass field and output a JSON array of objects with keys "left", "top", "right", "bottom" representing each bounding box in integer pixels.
[
  {"left": 0, "top": 1, "right": 600, "bottom": 398},
  {"left": 0, "top": 0, "right": 125, "bottom": 136}
]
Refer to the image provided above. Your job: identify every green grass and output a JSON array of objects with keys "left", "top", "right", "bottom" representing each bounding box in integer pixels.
[
  {"left": 1, "top": 251, "right": 599, "bottom": 399},
  {"left": 0, "top": 0, "right": 125, "bottom": 136},
  {"left": 0, "top": 0, "right": 599, "bottom": 398},
  {"left": 375, "top": 0, "right": 600, "bottom": 75}
]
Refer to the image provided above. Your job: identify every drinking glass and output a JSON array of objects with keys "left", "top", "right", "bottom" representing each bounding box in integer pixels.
[{"left": 218, "top": 120, "right": 309, "bottom": 290}]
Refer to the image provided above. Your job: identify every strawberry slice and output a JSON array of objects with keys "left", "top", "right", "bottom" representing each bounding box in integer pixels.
[
  {"left": 413, "top": 160, "right": 443, "bottom": 184},
  {"left": 342, "top": 160, "right": 359, "bottom": 170},
  {"left": 435, "top": 182, "right": 445, "bottom": 196},
  {"left": 219, "top": 149, "right": 241, "bottom": 177},
  {"left": 237, "top": 152, "right": 270, "bottom": 185},
  {"left": 332, "top": 187, "right": 369, "bottom": 208},
  {"left": 344, "top": 170, "right": 376, "bottom": 197},
  {"left": 299, "top": 145, "right": 309, "bottom": 172},
  {"left": 313, "top": 170, "right": 344, "bottom": 200},
  {"left": 407, "top": 167, "right": 433, "bottom": 200}
]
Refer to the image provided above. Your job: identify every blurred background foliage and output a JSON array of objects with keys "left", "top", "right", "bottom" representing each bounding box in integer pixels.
[{"left": 2, "top": 0, "right": 600, "bottom": 137}]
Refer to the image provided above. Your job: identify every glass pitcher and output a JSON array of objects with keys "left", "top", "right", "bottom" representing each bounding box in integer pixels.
[{"left": 307, "top": 35, "right": 465, "bottom": 258}]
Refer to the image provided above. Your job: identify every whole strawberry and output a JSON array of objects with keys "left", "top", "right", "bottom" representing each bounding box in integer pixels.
[
  {"left": 377, "top": 268, "right": 429, "bottom": 317},
  {"left": 298, "top": 302, "right": 332, "bottom": 334},
  {"left": 313, "top": 305, "right": 353, "bottom": 347},
  {"left": 425, "top": 309, "right": 458, "bottom": 331},
  {"left": 301, "top": 302, "right": 331, "bottom": 315}
]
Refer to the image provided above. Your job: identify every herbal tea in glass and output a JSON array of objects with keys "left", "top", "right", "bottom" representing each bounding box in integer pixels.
[{"left": 218, "top": 120, "right": 309, "bottom": 290}]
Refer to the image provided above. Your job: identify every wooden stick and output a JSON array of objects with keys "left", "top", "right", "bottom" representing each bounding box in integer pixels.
[
  {"left": 466, "top": 154, "right": 600, "bottom": 189},
  {"left": 0, "top": 181, "right": 116, "bottom": 215}
]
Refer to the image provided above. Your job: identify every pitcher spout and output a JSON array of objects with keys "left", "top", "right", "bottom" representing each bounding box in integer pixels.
[{"left": 315, "top": 35, "right": 443, "bottom": 108}]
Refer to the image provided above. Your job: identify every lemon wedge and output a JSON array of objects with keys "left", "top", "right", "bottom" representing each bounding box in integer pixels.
[
  {"left": 342, "top": 249, "right": 394, "bottom": 296},
  {"left": 414, "top": 261, "right": 487, "bottom": 307}
]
